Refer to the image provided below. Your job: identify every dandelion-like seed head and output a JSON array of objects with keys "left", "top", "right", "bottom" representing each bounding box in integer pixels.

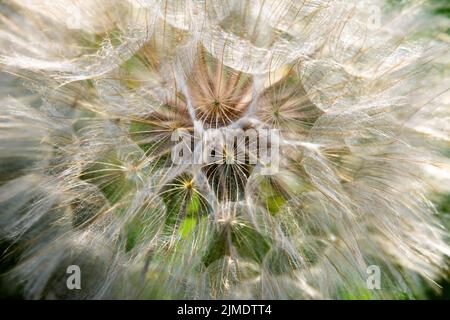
[{"left": 0, "top": 0, "right": 449, "bottom": 299}]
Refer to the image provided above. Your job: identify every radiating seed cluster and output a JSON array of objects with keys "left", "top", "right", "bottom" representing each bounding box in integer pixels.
[{"left": 0, "top": 0, "right": 449, "bottom": 299}]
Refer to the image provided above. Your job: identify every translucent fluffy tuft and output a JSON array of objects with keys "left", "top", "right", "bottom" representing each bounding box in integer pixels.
[{"left": 0, "top": 0, "right": 449, "bottom": 299}]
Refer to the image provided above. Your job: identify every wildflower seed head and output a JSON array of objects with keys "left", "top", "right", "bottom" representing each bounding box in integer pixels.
[{"left": 0, "top": 0, "right": 449, "bottom": 299}]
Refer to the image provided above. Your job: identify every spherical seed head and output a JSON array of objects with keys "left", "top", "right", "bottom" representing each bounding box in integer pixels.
[{"left": 0, "top": 0, "right": 449, "bottom": 299}]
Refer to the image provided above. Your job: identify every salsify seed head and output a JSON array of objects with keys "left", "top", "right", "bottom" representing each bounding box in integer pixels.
[{"left": 0, "top": 0, "right": 449, "bottom": 299}]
